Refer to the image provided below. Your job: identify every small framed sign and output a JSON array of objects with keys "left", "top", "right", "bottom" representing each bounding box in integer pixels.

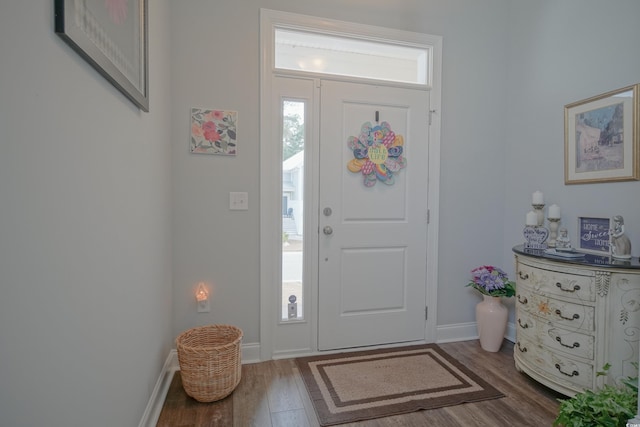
[{"left": 577, "top": 217, "right": 611, "bottom": 254}]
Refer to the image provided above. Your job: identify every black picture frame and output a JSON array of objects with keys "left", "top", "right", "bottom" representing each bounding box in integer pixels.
[
  {"left": 55, "top": 0, "right": 149, "bottom": 111},
  {"left": 577, "top": 216, "right": 611, "bottom": 254}
]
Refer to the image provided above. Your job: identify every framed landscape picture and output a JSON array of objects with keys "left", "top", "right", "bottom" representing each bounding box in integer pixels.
[{"left": 564, "top": 84, "right": 639, "bottom": 184}]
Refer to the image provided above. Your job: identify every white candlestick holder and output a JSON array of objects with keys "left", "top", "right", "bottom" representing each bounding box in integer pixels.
[{"left": 547, "top": 218, "right": 560, "bottom": 248}]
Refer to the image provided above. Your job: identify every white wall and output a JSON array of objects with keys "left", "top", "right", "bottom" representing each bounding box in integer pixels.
[
  {"left": 502, "top": 1, "right": 640, "bottom": 273},
  {"left": 0, "top": 2, "right": 173, "bottom": 426},
  {"left": 170, "top": 0, "right": 510, "bottom": 342}
]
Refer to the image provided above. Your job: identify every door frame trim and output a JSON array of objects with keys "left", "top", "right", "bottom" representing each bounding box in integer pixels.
[{"left": 259, "top": 8, "right": 442, "bottom": 361}]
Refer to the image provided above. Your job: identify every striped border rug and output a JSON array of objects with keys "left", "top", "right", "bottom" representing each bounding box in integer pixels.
[{"left": 296, "top": 344, "right": 504, "bottom": 426}]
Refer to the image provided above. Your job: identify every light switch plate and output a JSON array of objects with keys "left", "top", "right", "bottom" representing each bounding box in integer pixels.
[{"left": 229, "top": 192, "right": 248, "bottom": 210}]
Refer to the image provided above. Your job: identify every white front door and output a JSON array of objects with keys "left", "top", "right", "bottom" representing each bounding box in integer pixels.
[{"left": 318, "top": 80, "right": 429, "bottom": 351}]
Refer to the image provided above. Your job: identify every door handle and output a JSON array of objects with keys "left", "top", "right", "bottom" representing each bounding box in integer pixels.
[{"left": 323, "top": 226, "right": 333, "bottom": 235}]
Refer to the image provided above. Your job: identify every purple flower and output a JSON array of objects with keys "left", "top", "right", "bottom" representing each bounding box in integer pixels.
[{"left": 467, "top": 265, "right": 516, "bottom": 297}]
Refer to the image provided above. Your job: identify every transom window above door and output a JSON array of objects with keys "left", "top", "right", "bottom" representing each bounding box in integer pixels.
[{"left": 274, "top": 28, "right": 431, "bottom": 86}]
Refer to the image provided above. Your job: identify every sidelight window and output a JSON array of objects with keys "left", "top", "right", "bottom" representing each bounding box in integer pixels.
[{"left": 281, "top": 99, "right": 305, "bottom": 321}]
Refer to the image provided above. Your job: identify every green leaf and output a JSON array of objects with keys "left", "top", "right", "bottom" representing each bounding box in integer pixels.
[{"left": 554, "top": 367, "right": 638, "bottom": 427}]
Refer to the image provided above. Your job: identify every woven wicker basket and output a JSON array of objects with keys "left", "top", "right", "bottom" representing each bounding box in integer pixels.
[{"left": 176, "top": 324, "right": 243, "bottom": 402}]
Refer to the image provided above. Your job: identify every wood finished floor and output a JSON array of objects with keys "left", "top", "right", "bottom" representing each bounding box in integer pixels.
[{"left": 156, "top": 340, "right": 564, "bottom": 427}]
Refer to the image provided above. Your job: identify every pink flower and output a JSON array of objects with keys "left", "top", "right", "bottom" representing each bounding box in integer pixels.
[
  {"left": 204, "top": 110, "right": 225, "bottom": 122},
  {"left": 191, "top": 123, "right": 204, "bottom": 138},
  {"left": 202, "top": 121, "right": 220, "bottom": 142}
]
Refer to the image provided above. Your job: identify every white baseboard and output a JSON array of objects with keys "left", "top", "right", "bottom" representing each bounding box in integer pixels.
[
  {"left": 138, "top": 342, "right": 261, "bottom": 427},
  {"left": 436, "top": 321, "right": 478, "bottom": 343},
  {"left": 505, "top": 321, "right": 516, "bottom": 343},
  {"left": 436, "top": 321, "right": 515, "bottom": 344},
  {"left": 137, "top": 351, "right": 179, "bottom": 427},
  {"left": 241, "top": 342, "right": 261, "bottom": 364}
]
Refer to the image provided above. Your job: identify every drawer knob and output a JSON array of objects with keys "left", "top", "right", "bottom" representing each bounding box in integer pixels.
[
  {"left": 555, "top": 309, "right": 580, "bottom": 321},
  {"left": 556, "top": 282, "right": 581, "bottom": 293},
  {"left": 555, "top": 363, "right": 579, "bottom": 377},
  {"left": 518, "top": 271, "right": 529, "bottom": 280},
  {"left": 556, "top": 336, "right": 580, "bottom": 349},
  {"left": 517, "top": 294, "right": 528, "bottom": 305},
  {"left": 517, "top": 318, "right": 529, "bottom": 329},
  {"left": 516, "top": 342, "right": 528, "bottom": 352}
]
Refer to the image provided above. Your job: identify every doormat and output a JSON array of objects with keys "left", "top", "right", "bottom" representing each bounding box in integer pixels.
[{"left": 295, "top": 344, "right": 504, "bottom": 426}]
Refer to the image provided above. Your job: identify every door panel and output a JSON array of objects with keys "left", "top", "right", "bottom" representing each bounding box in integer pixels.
[
  {"left": 318, "top": 80, "right": 429, "bottom": 350},
  {"left": 340, "top": 247, "right": 406, "bottom": 313}
]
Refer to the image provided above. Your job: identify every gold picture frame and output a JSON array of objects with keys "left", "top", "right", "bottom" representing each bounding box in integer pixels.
[{"left": 564, "top": 84, "right": 639, "bottom": 184}]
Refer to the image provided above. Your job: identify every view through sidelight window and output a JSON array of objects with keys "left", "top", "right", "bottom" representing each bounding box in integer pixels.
[{"left": 281, "top": 100, "right": 305, "bottom": 320}]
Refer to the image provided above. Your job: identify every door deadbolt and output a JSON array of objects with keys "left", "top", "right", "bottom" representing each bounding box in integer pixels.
[{"left": 323, "top": 207, "right": 332, "bottom": 216}]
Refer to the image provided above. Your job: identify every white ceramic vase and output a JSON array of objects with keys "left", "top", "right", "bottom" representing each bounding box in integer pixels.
[{"left": 476, "top": 295, "right": 508, "bottom": 352}]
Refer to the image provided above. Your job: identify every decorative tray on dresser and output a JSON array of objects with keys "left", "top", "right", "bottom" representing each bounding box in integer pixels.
[{"left": 512, "top": 245, "right": 640, "bottom": 396}]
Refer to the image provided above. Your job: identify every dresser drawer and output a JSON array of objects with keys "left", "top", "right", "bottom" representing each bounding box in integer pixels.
[
  {"left": 516, "top": 313, "right": 594, "bottom": 360},
  {"left": 516, "top": 287, "right": 594, "bottom": 333},
  {"left": 517, "top": 260, "right": 595, "bottom": 303},
  {"left": 543, "top": 325, "right": 594, "bottom": 360},
  {"left": 515, "top": 336, "right": 594, "bottom": 391}
]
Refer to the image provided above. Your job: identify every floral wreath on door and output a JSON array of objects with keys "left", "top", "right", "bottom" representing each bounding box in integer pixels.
[{"left": 346, "top": 121, "right": 406, "bottom": 187}]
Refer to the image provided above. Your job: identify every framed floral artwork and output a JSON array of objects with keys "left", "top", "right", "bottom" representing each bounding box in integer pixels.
[
  {"left": 564, "top": 84, "right": 639, "bottom": 184},
  {"left": 55, "top": 0, "right": 149, "bottom": 111},
  {"left": 190, "top": 108, "right": 238, "bottom": 155}
]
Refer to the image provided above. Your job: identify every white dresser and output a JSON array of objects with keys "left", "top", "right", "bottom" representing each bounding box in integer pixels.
[{"left": 513, "top": 245, "right": 640, "bottom": 396}]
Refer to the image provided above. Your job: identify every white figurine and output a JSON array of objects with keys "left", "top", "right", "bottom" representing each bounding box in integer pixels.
[
  {"left": 610, "top": 215, "right": 632, "bottom": 259},
  {"left": 556, "top": 228, "right": 572, "bottom": 250}
]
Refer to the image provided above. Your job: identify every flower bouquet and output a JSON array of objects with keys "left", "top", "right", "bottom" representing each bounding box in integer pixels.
[
  {"left": 468, "top": 265, "right": 515, "bottom": 352},
  {"left": 467, "top": 265, "right": 516, "bottom": 298}
]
